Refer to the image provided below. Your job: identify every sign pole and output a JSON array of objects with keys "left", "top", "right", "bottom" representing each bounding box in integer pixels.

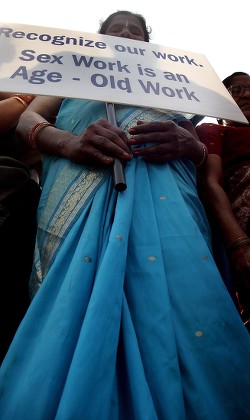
[{"left": 106, "top": 102, "right": 127, "bottom": 192}]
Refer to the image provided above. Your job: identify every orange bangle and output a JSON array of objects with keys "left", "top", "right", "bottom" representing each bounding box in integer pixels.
[
  {"left": 13, "top": 96, "right": 28, "bottom": 108},
  {"left": 13, "top": 94, "right": 36, "bottom": 108},
  {"left": 28, "top": 122, "right": 55, "bottom": 150}
]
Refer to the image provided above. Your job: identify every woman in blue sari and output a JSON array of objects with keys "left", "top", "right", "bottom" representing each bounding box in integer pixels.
[{"left": 1, "top": 11, "right": 250, "bottom": 420}]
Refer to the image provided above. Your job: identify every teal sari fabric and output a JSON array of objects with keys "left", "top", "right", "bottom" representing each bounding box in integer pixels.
[{"left": 0, "top": 100, "right": 250, "bottom": 419}]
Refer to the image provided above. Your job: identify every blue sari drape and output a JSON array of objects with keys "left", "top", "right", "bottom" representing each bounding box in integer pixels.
[{"left": 0, "top": 100, "right": 250, "bottom": 419}]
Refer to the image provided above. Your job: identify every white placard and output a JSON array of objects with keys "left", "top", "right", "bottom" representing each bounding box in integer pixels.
[{"left": 0, "top": 23, "right": 247, "bottom": 123}]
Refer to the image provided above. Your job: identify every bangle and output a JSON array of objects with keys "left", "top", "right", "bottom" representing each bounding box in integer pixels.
[
  {"left": 196, "top": 143, "right": 208, "bottom": 168},
  {"left": 13, "top": 94, "right": 36, "bottom": 108},
  {"left": 28, "top": 122, "right": 55, "bottom": 150},
  {"left": 227, "top": 237, "right": 250, "bottom": 252},
  {"left": 13, "top": 96, "right": 28, "bottom": 109}
]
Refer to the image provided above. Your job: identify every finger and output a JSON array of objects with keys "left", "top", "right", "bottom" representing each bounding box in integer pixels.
[
  {"left": 92, "top": 136, "right": 132, "bottom": 161},
  {"left": 86, "top": 125, "right": 132, "bottom": 158},
  {"left": 129, "top": 120, "right": 175, "bottom": 135},
  {"left": 129, "top": 132, "right": 172, "bottom": 146},
  {"left": 133, "top": 145, "right": 179, "bottom": 162},
  {"left": 86, "top": 149, "right": 114, "bottom": 166},
  {"left": 178, "top": 120, "right": 199, "bottom": 140},
  {"left": 133, "top": 144, "right": 165, "bottom": 156},
  {"left": 89, "top": 119, "right": 130, "bottom": 149}
]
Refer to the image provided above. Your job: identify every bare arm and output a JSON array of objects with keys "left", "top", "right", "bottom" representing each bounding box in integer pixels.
[
  {"left": 202, "top": 154, "right": 247, "bottom": 244},
  {"left": 0, "top": 92, "right": 19, "bottom": 100},
  {"left": 16, "top": 96, "right": 132, "bottom": 166},
  {"left": 0, "top": 94, "right": 35, "bottom": 134},
  {"left": 202, "top": 154, "right": 250, "bottom": 294},
  {"left": 16, "top": 95, "right": 64, "bottom": 142}
]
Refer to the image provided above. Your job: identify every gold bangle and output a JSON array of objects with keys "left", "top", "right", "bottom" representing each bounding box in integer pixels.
[
  {"left": 13, "top": 93, "right": 36, "bottom": 106},
  {"left": 13, "top": 96, "right": 28, "bottom": 109},
  {"left": 28, "top": 122, "right": 55, "bottom": 150},
  {"left": 227, "top": 237, "right": 250, "bottom": 252},
  {"left": 196, "top": 143, "right": 208, "bottom": 168}
]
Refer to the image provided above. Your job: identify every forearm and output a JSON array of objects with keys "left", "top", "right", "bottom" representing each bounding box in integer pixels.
[
  {"left": 16, "top": 111, "right": 75, "bottom": 158},
  {"left": 0, "top": 97, "right": 26, "bottom": 133},
  {"left": 16, "top": 97, "right": 65, "bottom": 152},
  {"left": 178, "top": 120, "right": 208, "bottom": 167},
  {"left": 0, "top": 92, "right": 18, "bottom": 100},
  {"left": 186, "top": 140, "right": 207, "bottom": 168},
  {"left": 204, "top": 182, "right": 247, "bottom": 245},
  {"left": 0, "top": 95, "right": 35, "bottom": 134},
  {"left": 34, "top": 125, "right": 75, "bottom": 158}
]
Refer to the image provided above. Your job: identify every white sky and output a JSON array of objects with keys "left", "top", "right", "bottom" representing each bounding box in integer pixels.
[{"left": 1, "top": 0, "right": 248, "bottom": 81}]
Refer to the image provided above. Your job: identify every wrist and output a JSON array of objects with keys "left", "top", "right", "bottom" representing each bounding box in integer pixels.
[
  {"left": 227, "top": 237, "right": 250, "bottom": 253},
  {"left": 195, "top": 142, "right": 208, "bottom": 168},
  {"left": 57, "top": 131, "right": 75, "bottom": 158},
  {"left": 28, "top": 122, "right": 55, "bottom": 150}
]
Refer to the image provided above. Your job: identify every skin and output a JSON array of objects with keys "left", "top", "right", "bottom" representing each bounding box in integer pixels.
[
  {"left": 0, "top": 93, "right": 35, "bottom": 134},
  {"left": 16, "top": 13, "right": 205, "bottom": 168},
  {"left": 103, "top": 14, "right": 146, "bottom": 41},
  {"left": 198, "top": 74, "right": 250, "bottom": 307}
]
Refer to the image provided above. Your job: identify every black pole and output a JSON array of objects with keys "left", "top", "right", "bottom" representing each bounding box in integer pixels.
[{"left": 105, "top": 102, "right": 127, "bottom": 192}]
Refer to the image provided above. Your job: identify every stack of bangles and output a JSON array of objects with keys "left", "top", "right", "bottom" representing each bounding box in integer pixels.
[
  {"left": 196, "top": 143, "right": 208, "bottom": 168},
  {"left": 12, "top": 93, "right": 36, "bottom": 108},
  {"left": 28, "top": 122, "right": 55, "bottom": 150},
  {"left": 227, "top": 237, "right": 250, "bottom": 252}
]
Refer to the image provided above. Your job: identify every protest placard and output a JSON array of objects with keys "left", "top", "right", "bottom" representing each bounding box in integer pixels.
[{"left": 0, "top": 23, "right": 247, "bottom": 123}]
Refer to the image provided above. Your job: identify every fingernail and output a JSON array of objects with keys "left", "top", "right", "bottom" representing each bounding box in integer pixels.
[{"left": 129, "top": 128, "right": 136, "bottom": 134}]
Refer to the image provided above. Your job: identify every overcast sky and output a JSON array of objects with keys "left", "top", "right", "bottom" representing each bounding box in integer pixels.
[{"left": 1, "top": 0, "right": 248, "bottom": 81}]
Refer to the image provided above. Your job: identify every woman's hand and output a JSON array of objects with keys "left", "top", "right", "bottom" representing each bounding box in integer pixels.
[
  {"left": 61, "top": 119, "right": 133, "bottom": 166},
  {"left": 128, "top": 120, "right": 203, "bottom": 164}
]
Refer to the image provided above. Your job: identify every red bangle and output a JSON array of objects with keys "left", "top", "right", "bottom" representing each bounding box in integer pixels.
[{"left": 28, "top": 122, "right": 54, "bottom": 150}]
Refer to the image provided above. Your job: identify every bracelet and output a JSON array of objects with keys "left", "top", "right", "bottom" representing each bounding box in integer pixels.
[
  {"left": 196, "top": 143, "right": 208, "bottom": 168},
  {"left": 13, "top": 94, "right": 36, "bottom": 108},
  {"left": 227, "top": 237, "right": 250, "bottom": 252},
  {"left": 13, "top": 96, "right": 28, "bottom": 109},
  {"left": 28, "top": 122, "right": 55, "bottom": 150}
]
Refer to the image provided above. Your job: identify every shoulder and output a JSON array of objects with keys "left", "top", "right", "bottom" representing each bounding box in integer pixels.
[{"left": 196, "top": 123, "right": 224, "bottom": 155}]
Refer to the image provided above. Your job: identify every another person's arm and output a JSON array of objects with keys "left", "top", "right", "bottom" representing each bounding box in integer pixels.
[
  {"left": 0, "top": 93, "right": 35, "bottom": 134},
  {"left": 196, "top": 121, "right": 250, "bottom": 299},
  {"left": 203, "top": 153, "right": 249, "bottom": 245},
  {"left": 201, "top": 152, "right": 250, "bottom": 297}
]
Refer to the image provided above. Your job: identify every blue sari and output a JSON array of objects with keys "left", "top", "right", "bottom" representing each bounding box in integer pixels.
[{"left": 1, "top": 100, "right": 250, "bottom": 419}]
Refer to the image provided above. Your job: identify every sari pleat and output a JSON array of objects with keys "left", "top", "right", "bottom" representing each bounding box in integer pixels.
[{"left": 1, "top": 100, "right": 250, "bottom": 420}]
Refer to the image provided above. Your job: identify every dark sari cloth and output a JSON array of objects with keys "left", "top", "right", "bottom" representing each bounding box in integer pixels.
[{"left": 0, "top": 128, "right": 41, "bottom": 363}]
